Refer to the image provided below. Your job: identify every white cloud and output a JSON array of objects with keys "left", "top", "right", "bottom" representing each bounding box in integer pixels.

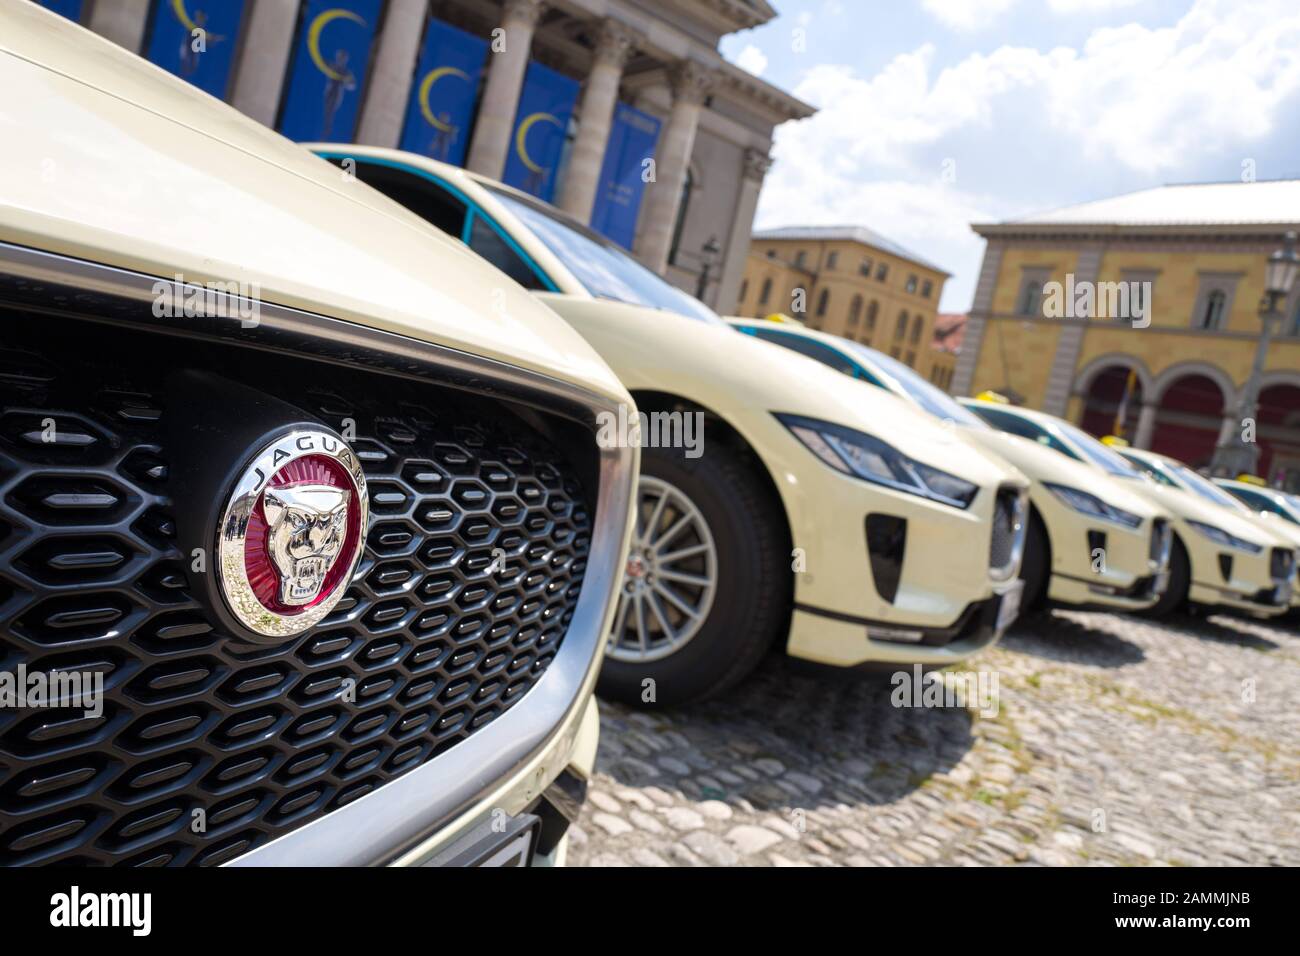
[
  {"left": 921, "top": 0, "right": 1017, "bottom": 31},
  {"left": 1047, "top": 0, "right": 1141, "bottom": 12},
  {"left": 734, "top": 44, "right": 769, "bottom": 77},
  {"left": 761, "top": 0, "right": 1300, "bottom": 310}
]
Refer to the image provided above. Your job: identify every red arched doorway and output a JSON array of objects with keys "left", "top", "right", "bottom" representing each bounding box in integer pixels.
[
  {"left": 1151, "top": 373, "right": 1227, "bottom": 469},
  {"left": 1257, "top": 382, "right": 1300, "bottom": 491},
  {"left": 1080, "top": 365, "right": 1143, "bottom": 441}
]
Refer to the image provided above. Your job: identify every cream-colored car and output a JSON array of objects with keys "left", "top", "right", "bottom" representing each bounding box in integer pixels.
[
  {"left": 964, "top": 400, "right": 1294, "bottom": 620},
  {"left": 729, "top": 320, "right": 1173, "bottom": 614},
  {"left": 312, "top": 146, "right": 1032, "bottom": 704},
  {"left": 1215, "top": 479, "right": 1300, "bottom": 610},
  {"left": 0, "top": 4, "right": 637, "bottom": 867}
]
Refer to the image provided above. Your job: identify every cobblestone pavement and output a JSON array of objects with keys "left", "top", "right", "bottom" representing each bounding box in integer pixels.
[{"left": 569, "top": 609, "right": 1300, "bottom": 866}]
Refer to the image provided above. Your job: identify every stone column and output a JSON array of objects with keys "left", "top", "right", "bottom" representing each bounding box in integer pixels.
[
  {"left": 1134, "top": 402, "right": 1158, "bottom": 449},
  {"left": 556, "top": 20, "right": 637, "bottom": 223},
  {"left": 88, "top": 0, "right": 151, "bottom": 53},
  {"left": 356, "top": 0, "right": 430, "bottom": 147},
  {"left": 634, "top": 61, "right": 714, "bottom": 275},
  {"left": 466, "top": 0, "right": 546, "bottom": 180},
  {"left": 951, "top": 241, "right": 1004, "bottom": 397},
  {"left": 230, "top": 0, "right": 301, "bottom": 126},
  {"left": 711, "top": 148, "right": 772, "bottom": 312}
]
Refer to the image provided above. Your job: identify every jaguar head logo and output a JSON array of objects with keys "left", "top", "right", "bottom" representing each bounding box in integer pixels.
[
  {"left": 218, "top": 427, "right": 367, "bottom": 640},
  {"left": 263, "top": 484, "right": 352, "bottom": 606}
]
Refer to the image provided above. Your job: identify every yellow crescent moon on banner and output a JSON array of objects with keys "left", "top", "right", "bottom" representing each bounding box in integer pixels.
[
  {"left": 515, "top": 112, "right": 561, "bottom": 174},
  {"left": 170, "top": 0, "right": 199, "bottom": 33},
  {"left": 418, "top": 66, "right": 470, "bottom": 132},
  {"left": 308, "top": 9, "right": 367, "bottom": 81}
]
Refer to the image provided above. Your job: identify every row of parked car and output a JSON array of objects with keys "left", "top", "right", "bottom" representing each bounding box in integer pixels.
[
  {"left": 1, "top": 5, "right": 1294, "bottom": 867},
  {"left": 316, "top": 144, "right": 1300, "bottom": 705}
]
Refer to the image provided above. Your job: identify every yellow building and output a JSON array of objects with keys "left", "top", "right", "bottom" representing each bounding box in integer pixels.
[
  {"left": 735, "top": 226, "right": 950, "bottom": 380},
  {"left": 954, "top": 180, "right": 1300, "bottom": 489}
]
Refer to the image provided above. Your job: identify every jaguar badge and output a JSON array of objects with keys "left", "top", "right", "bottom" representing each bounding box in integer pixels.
[{"left": 217, "top": 427, "right": 368, "bottom": 638}]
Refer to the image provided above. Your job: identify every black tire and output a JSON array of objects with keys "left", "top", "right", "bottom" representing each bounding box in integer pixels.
[
  {"left": 1142, "top": 533, "right": 1190, "bottom": 618},
  {"left": 1019, "top": 507, "right": 1051, "bottom": 611},
  {"left": 597, "top": 440, "right": 791, "bottom": 707}
]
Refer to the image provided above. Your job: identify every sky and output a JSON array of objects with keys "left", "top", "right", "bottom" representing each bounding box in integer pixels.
[{"left": 719, "top": 0, "right": 1300, "bottom": 313}]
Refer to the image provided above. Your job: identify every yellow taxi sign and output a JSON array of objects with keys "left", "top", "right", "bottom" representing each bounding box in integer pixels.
[
  {"left": 1100, "top": 435, "right": 1130, "bottom": 447},
  {"left": 764, "top": 312, "right": 804, "bottom": 325},
  {"left": 975, "top": 390, "right": 1010, "bottom": 404},
  {"left": 1236, "top": 474, "right": 1267, "bottom": 486}
]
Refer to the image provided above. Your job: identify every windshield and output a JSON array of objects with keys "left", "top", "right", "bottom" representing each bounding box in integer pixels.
[
  {"left": 487, "top": 187, "right": 723, "bottom": 324},
  {"left": 842, "top": 342, "right": 988, "bottom": 428},
  {"left": 1054, "top": 420, "right": 1144, "bottom": 479},
  {"left": 1170, "top": 463, "right": 1248, "bottom": 510}
]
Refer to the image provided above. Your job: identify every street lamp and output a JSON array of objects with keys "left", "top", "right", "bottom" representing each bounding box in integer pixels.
[
  {"left": 1209, "top": 231, "right": 1299, "bottom": 478},
  {"left": 695, "top": 235, "right": 721, "bottom": 301}
]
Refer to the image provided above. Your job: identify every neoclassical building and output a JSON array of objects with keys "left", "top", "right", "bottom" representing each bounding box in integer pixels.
[
  {"left": 735, "top": 225, "right": 950, "bottom": 382},
  {"left": 953, "top": 179, "right": 1300, "bottom": 489},
  {"left": 50, "top": 0, "right": 811, "bottom": 314}
]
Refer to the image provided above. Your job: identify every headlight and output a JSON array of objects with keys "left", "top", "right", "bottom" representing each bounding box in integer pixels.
[
  {"left": 1042, "top": 482, "right": 1142, "bottom": 529},
  {"left": 1186, "top": 519, "right": 1263, "bottom": 554},
  {"left": 777, "top": 413, "right": 978, "bottom": 509}
]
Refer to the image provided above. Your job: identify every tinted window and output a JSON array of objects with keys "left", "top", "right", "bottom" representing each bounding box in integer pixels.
[
  {"left": 347, "top": 160, "right": 467, "bottom": 237},
  {"left": 845, "top": 344, "right": 987, "bottom": 427},
  {"left": 1053, "top": 421, "right": 1143, "bottom": 479},
  {"left": 748, "top": 328, "right": 861, "bottom": 377},
  {"left": 971, "top": 406, "right": 1078, "bottom": 458},
  {"left": 1229, "top": 487, "right": 1298, "bottom": 524},
  {"left": 1168, "top": 462, "right": 1245, "bottom": 509},
  {"left": 467, "top": 213, "right": 546, "bottom": 291},
  {"left": 487, "top": 187, "right": 723, "bottom": 324},
  {"left": 1121, "top": 453, "right": 1178, "bottom": 487}
]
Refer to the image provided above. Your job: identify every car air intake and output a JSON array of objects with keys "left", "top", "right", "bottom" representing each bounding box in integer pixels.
[
  {"left": 865, "top": 514, "right": 907, "bottom": 604},
  {"left": 988, "top": 487, "right": 1024, "bottom": 580},
  {"left": 1270, "top": 548, "right": 1295, "bottom": 584},
  {"left": 1149, "top": 519, "right": 1169, "bottom": 566}
]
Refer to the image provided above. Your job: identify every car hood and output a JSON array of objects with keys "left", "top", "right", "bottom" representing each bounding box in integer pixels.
[
  {"left": 0, "top": 5, "right": 627, "bottom": 404},
  {"left": 1129, "top": 480, "right": 1287, "bottom": 547},
  {"left": 537, "top": 294, "right": 1025, "bottom": 489},
  {"left": 1235, "top": 510, "right": 1300, "bottom": 550},
  {"left": 960, "top": 429, "right": 1164, "bottom": 520}
]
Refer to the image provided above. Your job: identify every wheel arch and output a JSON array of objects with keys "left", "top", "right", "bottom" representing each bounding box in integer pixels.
[{"left": 629, "top": 389, "right": 795, "bottom": 630}]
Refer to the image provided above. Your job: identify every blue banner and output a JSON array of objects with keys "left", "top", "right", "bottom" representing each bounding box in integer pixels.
[
  {"left": 143, "top": 0, "right": 247, "bottom": 99},
  {"left": 34, "top": 0, "right": 85, "bottom": 21},
  {"left": 279, "top": 0, "right": 383, "bottom": 142},
  {"left": 398, "top": 17, "right": 487, "bottom": 166},
  {"left": 591, "top": 103, "right": 661, "bottom": 249},
  {"left": 501, "top": 62, "right": 580, "bottom": 203}
]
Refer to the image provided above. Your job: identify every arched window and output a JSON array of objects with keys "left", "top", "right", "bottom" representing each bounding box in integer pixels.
[
  {"left": 1198, "top": 290, "right": 1227, "bottom": 330},
  {"left": 739, "top": 279, "right": 748, "bottom": 303},
  {"left": 848, "top": 294, "right": 863, "bottom": 326},
  {"left": 865, "top": 300, "right": 879, "bottom": 333},
  {"left": 759, "top": 277, "right": 772, "bottom": 305},
  {"left": 816, "top": 289, "right": 830, "bottom": 317},
  {"left": 910, "top": 316, "right": 923, "bottom": 345},
  {"left": 1018, "top": 281, "right": 1043, "bottom": 316},
  {"left": 895, "top": 311, "right": 909, "bottom": 342}
]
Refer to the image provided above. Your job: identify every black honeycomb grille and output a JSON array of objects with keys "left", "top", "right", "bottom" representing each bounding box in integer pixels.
[{"left": 0, "top": 330, "right": 592, "bottom": 866}]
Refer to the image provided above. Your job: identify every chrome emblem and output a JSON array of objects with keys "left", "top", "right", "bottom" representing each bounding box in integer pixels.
[{"left": 217, "top": 428, "right": 368, "bottom": 638}]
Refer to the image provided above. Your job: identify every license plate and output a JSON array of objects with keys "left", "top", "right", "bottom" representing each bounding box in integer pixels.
[
  {"left": 472, "top": 826, "right": 537, "bottom": 868},
  {"left": 1154, "top": 570, "right": 1171, "bottom": 595},
  {"left": 418, "top": 813, "right": 540, "bottom": 867},
  {"left": 995, "top": 580, "right": 1024, "bottom": 633}
]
